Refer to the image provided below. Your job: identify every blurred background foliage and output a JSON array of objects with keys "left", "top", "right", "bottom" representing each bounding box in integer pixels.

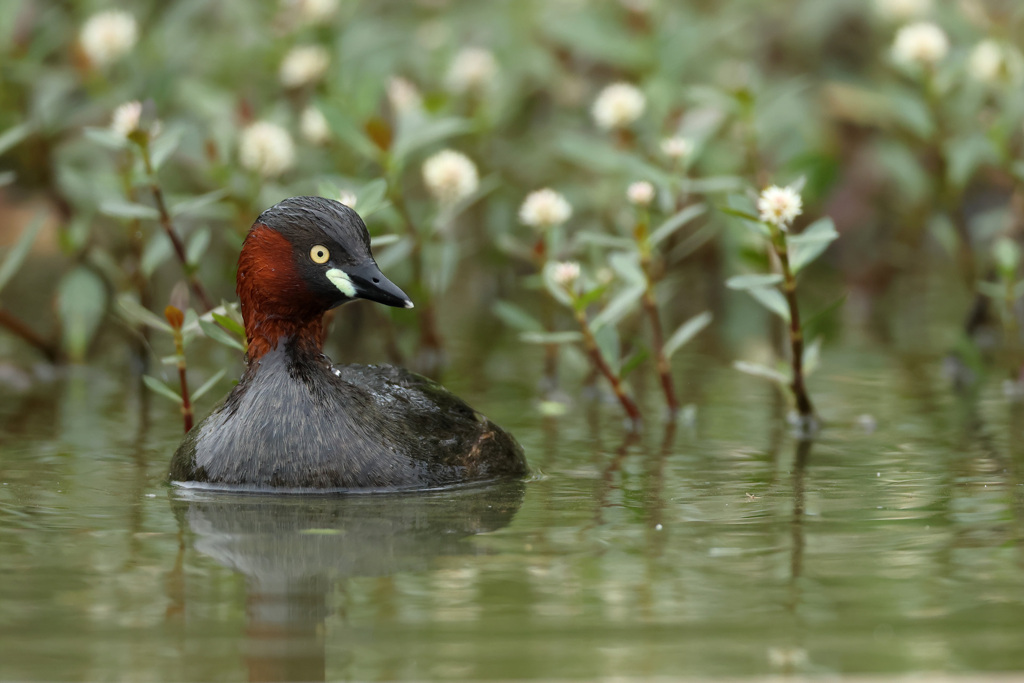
[{"left": 0, "top": 0, "right": 1023, "bottom": 421}]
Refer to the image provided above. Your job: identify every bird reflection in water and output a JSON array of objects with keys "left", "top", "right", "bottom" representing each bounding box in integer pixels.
[{"left": 169, "top": 482, "right": 525, "bottom": 682}]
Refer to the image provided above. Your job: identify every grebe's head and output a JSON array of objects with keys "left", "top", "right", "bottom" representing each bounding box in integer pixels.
[{"left": 237, "top": 196, "right": 412, "bottom": 357}]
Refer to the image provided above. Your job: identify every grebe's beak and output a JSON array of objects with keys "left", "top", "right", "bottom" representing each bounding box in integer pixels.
[{"left": 337, "top": 261, "right": 414, "bottom": 310}]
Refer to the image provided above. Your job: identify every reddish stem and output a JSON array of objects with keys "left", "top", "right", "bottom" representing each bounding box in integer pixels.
[
  {"left": 0, "top": 308, "right": 61, "bottom": 362},
  {"left": 576, "top": 309, "right": 642, "bottom": 428},
  {"left": 140, "top": 144, "right": 214, "bottom": 311}
]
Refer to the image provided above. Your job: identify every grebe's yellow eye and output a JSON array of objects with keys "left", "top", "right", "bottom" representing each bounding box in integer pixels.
[{"left": 310, "top": 245, "right": 330, "bottom": 264}]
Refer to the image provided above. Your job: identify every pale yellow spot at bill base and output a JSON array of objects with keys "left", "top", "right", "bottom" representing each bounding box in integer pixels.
[{"left": 325, "top": 268, "right": 356, "bottom": 297}]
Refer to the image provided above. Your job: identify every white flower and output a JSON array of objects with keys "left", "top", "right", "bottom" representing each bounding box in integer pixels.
[
  {"left": 757, "top": 185, "right": 803, "bottom": 229},
  {"left": 279, "top": 45, "right": 330, "bottom": 88},
  {"left": 970, "top": 40, "right": 1003, "bottom": 83},
  {"left": 299, "top": 106, "right": 330, "bottom": 145},
  {"left": 110, "top": 101, "right": 143, "bottom": 138},
  {"left": 445, "top": 47, "right": 498, "bottom": 94},
  {"left": 290, "top": 0, "right": 338, "bottom": 24},
  {"left": 551, "top": 261, "right": 581, "bottom": 287},
  {"left": 874, "top": 0, "right": 931, "bottom": 21},
  {"left": 891, "top": 22, "right": 949, "bottom": 67},
  {"left": 519, "top": 189, "right": 572, "bottom": 229},
  {"left": 338, "top": 190, "right": 357, "bottom": 208},
  {"left": 80, "top": 11, "right": 138, "bottom": 68},
  {"left": 627, "top": 181, "right": 655, "bottom": 206},
  {"left": 387, "top": 76, "right": 423, "bottom": 114},
  {"left": 969, "top": 40, "right": 1022, "bottom": 85},
  {"left": 239, "top": 121, "right": 295, "bottom": 177},
  {"left": 591, "top": 82, "right": 646, "bottom": 130},
  {"left": 660, "top": 136, "right": 694, "bottom": 160},
  {"left": 422, "top": 150, "right": 479, "bottom": 205}
]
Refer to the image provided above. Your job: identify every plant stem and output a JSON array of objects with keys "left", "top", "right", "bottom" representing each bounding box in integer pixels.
[
  {"left": 641, "top": 288, "right": 678, "bottom": 415},
  {"left": 770, "top": 227, "right": 815, "bottom": 423},
  {"left": 171, "top": 325, "right": 193, "bottom": 433},
  {"left": 634, "top": 215, "right": 679, "bottom": 416},
  {"left": 138, "top": 143, "right": 214, "bottom": 312},
  {"left": 0, "top": 308, "right": 61, "bottom": 362},
  {"left": 574, "top": 308, "right": 642, "bottom": 428},
  {"left": 770, "top": 227, "right": 816, "bottom": 426}
]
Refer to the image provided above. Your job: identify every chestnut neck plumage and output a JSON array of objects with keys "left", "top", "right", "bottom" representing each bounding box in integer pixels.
[{"left": 236, "top": 225, "right": 327, "bottom": 363}]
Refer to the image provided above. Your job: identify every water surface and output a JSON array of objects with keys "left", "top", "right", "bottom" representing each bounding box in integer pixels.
[{"left": 2, "top": 290, "right": 1024, "bottom": 681}]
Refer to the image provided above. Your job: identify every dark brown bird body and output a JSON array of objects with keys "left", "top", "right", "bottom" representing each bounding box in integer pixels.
[{"left": 169, "top": 196, "right": 526, "bottom": 490}]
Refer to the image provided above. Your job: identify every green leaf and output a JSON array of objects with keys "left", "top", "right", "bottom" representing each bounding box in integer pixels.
[
  {"left": 0, "top": 211, "right": 45, "bottom": 295},
  {"left": 520, "top": 331, "right": 583, "bottom": 344},
  {"left": 493, "top": 300, "right": 545, "bottom": 333},
  {"left": 356, "top": 178, "right": 389, "bottom": 217},
  {"left": 590, "top": 284, "right": 644, "bottom": 331},
  {"left": 726, "top": 273, "right": 783, "bottom": 290},
  {"left": 170, "top": 189, "right": 229, "bottom": 218},
  {"left": 977, "top": 281, "right": 1004, "bottom": 299},
  {"left": 556, "top": 132, "right": 669, "bottom": 186},
  {"left": 747, "top": 286, "right": 791, "bottom": 322},
  {"left": 928, "top": 214, "right": 958, "bottom": 259},
  {"left": 369, "top": 234, "right": 400, "bottom": 248},
  {"left": 946, "top": 135, "right": 997, "bottom": 191},
  {"left": 141, "top": 232, "right": 173, "bottom": 278},
  {"left": 186, "top": 227, "right": 211, "bottom": 266},
  {"left": 574, "top": 283, "right": 610, "bottom": 311},
  {"left": 198, "top": 318, "right": 247, "bottom": 352},
  {"left": 56, "top": 266, "right": 107, "bottom": 362},
  {"left": 620, "top": 348, "right": 649, "bottom": 378},
  {"left": 83, "top": 126, "right": 128, "bottom": 150},
  {"left": 682, "top": 176, "right": 744, "bottom": 194},
  {"left": 392, "top": 117, "right": 472, "bottom": 164},
  {"left": 734, "top": 360, "right": 790, "bottom": 385},
  {"left": 150, "top": 127, "right": 184, "bottom": 171},
  {"left": 718, "top": 205, "right": 760, "bottom": 223},
  {"left": 994, "top": 237, "right": 1021, "bottom": 279},
  {"left": 117, "top": 293, "right": 172, "bottom": 332},
  {"left": 720, "top": 197, "right": 771, "bottom": 236},
  {"left": 143, "top": 375, "right": 182, "bottom": 404},
  {"left": 802, "top": 337, "right": 822, "bottom": 376},
  {"left": 608, "top": 251, "right": 645, "bottom": 286},
  {"left": 192, "top": 368, "right": 228, "bottom": 401},
  {"left": 650, "top": 204, "right": 706, "bottom": 246},
  {"left": 0, "top": 122, "right": 33, "bottom": 156},
  {"left": 788, "top": 217, "right": 839, "bottom": 272},
  {"left": 664, "top": 311, "right": 712, "bottom": 358},
  {"left": 594, "top": 323, "right": 621, "bottom": 374},
  {"left": 803, "top": 293, "right": 847, "bottom": 331},
  {"left": 100, "top": 199, "right": 159, "bottom": 221},
  {"left": 319, "top": 104, "right": 379, "bottom": 162},
  {"left": 575, "top": 231, "right": 634, "bottom": 249},
  {"left": 541, "top": 262, "right": 574, "bottom": 307},
  {"left": 211, "top": 312, "right": 246, "bottom": 338},
  {"left": 670, "top": 223, "right": 720, "bottom": 261},
  {"left": 374, "top": 235, "right": 414, "bottom": 272}
]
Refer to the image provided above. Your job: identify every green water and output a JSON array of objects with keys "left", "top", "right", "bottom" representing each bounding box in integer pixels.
[{"left": 2, "top": 283, "right": 1024, "bottom": 681}]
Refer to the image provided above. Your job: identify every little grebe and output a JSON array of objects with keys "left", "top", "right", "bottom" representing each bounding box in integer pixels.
[{"left": 169, "top": 196, "right": 526, "bottom": 490}]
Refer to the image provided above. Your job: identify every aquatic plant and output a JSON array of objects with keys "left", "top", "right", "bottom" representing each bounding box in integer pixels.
[
  {"left": 0, "top": 0, "right": 1022, "bottom": 431},
  {"left": 724, "top": 182, "right": 838, "bottom": 434}
]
